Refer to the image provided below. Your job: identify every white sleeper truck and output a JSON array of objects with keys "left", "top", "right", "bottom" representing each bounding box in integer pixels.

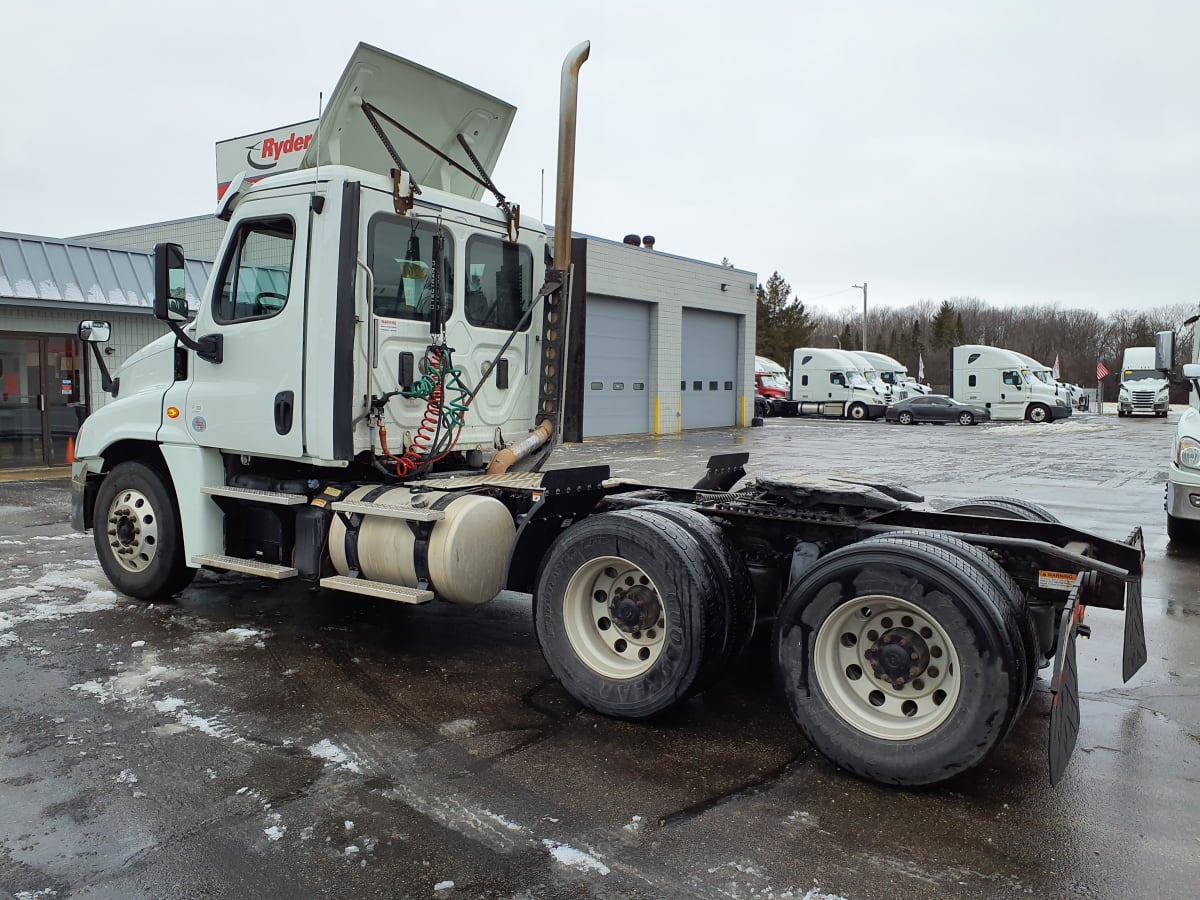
[
  {"left": 952, "top": 344, "right": 1071, "bottom": 423},
  {"left": 70, "top": 42, "right": 1146, "bottom": 787},
  {"left": 774, "top": 348, "right": 887, "bottom": 420},
  {"left": 1119, "top": 346, "right": 1171, "bottom": 417},
  {"left": 853, "top": 350, "right": 930, "bottom": 401}
]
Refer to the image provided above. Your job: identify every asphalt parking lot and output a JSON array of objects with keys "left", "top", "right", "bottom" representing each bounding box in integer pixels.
[{"left": 2, "top": 409, "right": 1198, "bottom": 899}]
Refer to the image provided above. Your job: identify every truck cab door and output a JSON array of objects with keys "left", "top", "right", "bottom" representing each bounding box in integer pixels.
[
  {"left": 182, "top": 199, "right": 309, "bottom": 457},
  {"left": 995, "top": 369, "right": 1027, "bottom": 420}
]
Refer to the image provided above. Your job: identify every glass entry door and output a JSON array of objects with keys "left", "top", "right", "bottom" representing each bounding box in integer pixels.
[{"left": 0, "top": 334, "right": 85, "bottom": 468}]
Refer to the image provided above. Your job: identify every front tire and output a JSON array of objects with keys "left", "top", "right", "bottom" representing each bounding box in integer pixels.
[
  {"left": 957, "top": 411, "right": 975, "bottom": 426},
  {"left": 773, "top": 538, "right": 1022, "bottom": 786},
  {"left": 1027, "top": 404, "right": 1050, "bottom": 423},
  {"left": 897, "top": 411, "right": 914, "bottom": 426},
  {"left": 847, "top": 402, "right": 868, "bottom": 421},
  {"left": 1167, "top": 513, "right": 1200, "bottom": 545},
  {"left": 93, "top": 461, "right": 194, "bottom": 601},
  {"left": 534, "top": 510, "right": 728, "bottom": 719}
]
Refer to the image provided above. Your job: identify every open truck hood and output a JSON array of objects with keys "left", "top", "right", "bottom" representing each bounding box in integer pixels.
[{"left": 299, "top": 43, "right": 516, "bottom": 202}]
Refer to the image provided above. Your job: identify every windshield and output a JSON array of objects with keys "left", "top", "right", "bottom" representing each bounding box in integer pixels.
[
  {"left": 758, "top": 373, "right": 789, "bottom": 391},
  {"left": 848, "top": 371, "right": 870, "bottom": 388},
  {"left": 1123, "top": 369, "right": 1160, "bottom": 381},
  {"left": 1030, "top": 371, "right": 1053, "bottom": 384}
]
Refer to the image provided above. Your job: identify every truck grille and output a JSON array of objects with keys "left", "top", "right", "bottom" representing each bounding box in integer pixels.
[{"left": 1132, "top": 390, "right": 1156, "bottom": 405}]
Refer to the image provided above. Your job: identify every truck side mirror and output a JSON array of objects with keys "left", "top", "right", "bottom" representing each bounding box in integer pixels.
[
  {"left": 1184, "top": 363, "right": 1200, "bottom": 381},
  {"left": 78, "top": 320, "right": 111, "bottom": 343},
  {"left": 154, "top": 242, "right": 191, "bottom": 322},
  {"left": 1155, "top": 330, "right": 1176, "bottom": 372}
]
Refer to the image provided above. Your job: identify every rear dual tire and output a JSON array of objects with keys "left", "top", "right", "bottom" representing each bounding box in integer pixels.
[
  {"left": 534, "top": 508, "right": 752, "bottom": 719},
  {"left": 772, "top": 537, "right": 1025, "bottom": 786}
]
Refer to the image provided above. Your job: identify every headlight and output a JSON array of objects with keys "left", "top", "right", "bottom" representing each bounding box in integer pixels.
[
  {"left": 1056, "top": 399, "right": 1067, "bottom": 407},
  {"left": 1179, "top": 436, "right": 1200, "bottom": 470}
]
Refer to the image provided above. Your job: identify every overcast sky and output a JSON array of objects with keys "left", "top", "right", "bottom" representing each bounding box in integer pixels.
[{"left": 2, "top": 1, "right": 1197, "bottom": 314}]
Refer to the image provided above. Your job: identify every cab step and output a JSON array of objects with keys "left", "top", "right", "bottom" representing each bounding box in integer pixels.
[
  {"left": 319, "top": 575, "right": 434, "bottom": 604},
  {"left": 192, "top": 554, "right": 298, "bottom": 579},
  {"left": 201, "top": 486, "right": 308, "bottom": 505},
  {"left": 331, "top": 500, "right": 445, "bottom": 522}
]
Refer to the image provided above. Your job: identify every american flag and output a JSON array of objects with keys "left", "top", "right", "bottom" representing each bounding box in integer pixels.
[{"left": 1096, "top": 358, "right": 1110, "bottom": 380}]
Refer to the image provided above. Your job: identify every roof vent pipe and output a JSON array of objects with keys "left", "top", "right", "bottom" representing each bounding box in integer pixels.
[
  {"left": 642, "top": 235, "right": 655, "bottom": 250},
  {"left": 623, "top": 234, "right": 641, "bottom": 246}
]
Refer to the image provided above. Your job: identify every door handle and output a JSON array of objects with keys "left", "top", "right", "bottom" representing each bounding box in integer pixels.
[
  {"left": 38, "top": 394, "right": 45, "bottom": 412},
  {"left": 274, "top": 390, "right": 294, "bottom": 435}
]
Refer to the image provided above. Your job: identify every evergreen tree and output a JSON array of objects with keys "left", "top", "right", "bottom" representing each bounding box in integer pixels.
[{"left": 755, "top": 271, "right": 815, "bottom": 365}]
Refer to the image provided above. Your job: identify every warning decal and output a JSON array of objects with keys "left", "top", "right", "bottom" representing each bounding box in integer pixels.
[{"left": 1038, "top": 570, "right": 1079, "bottom": 592}]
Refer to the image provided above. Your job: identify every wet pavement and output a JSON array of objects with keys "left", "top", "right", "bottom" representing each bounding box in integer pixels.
[{"left": 1, "top": 409, "right": 1198, "bottom": 899}]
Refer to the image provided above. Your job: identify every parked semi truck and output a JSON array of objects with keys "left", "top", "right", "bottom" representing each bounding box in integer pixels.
[
  {"left": 69, "top": 42, "right": 1145, "bottom": 787},
  {"left": 952, "top": 345, "right": 1071, "bottom": 423},
  {"left": 770, "top": 348, "right": 888, "bottom": 420},
  {"left": 753, "top": 355, "right": 789, "bottom": 417},
  {"left": 1119, "top": 346, "right": 1171, "bottom": 417},
  {"left": 1157, "top": 324, "right": 1200, "bottom": 543},
  {"left": 852, "top": 350, "right": 930, "bottom": 402}
]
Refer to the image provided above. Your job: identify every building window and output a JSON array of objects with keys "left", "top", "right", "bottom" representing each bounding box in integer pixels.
[
  {"left": 693, "top": 381, "right": 703, "bottom": 391},
  {"left": 724, "top": 381, "right": 733, "bottom": 391},
  {"left": 590, "top": 382, "right": 603, "bottom": 390},
  {"left": 613, "top": 382, "right": 625, "bottom": 390},
  {"left": 633, "top": 383, "right": 645, "bottom": 390}
]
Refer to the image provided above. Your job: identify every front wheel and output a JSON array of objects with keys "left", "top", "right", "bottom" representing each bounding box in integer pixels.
[
  {"left": 847, "top": 402, "right": 868, "bottom": 421},
  {"left": 1026, "top": 404, "right": 1049, "bottom": 424},
  {"left": 957, "top": 411, "right": 975, "bottom": 426},
  {"left": 93, "top": 461, "right": 195, "bottom": 601},
  {"left": 1167, "top": 513, "right": 1200, "bottom": 545},
  {"left": 897, "top": 411, "right": 914, "bottom": 426}
]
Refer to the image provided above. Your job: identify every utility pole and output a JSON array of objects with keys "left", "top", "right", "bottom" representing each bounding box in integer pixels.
[{"left": 853, "top": 283, "right": 868, "bottom": 350}]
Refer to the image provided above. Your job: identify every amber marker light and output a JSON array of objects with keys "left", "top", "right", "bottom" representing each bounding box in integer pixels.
[{"left": 167, "top": 407, "right": 180, "bottom": 419}]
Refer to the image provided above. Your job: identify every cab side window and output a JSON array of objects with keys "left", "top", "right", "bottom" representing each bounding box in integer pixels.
[
  {"left": 830, "top": 372, "right": 846, "bottom": 386},
  {"left": 369, "top": 218, "right": 454, "bottom": 321},
  {"left": 1002, "top": 371, "right": 1022, "bottom": 386},
  {"left": 465, "top": 236, "right": 533, "bottom": 330},
  {"left": 214, "top": 218, "right": 295, "bottom": 323}
]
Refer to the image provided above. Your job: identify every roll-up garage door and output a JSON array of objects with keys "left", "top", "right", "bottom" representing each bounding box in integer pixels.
[
  {"left": 682, "top": 309, "right": 738, "bottom": 429},
  {"left": 583, "top": 296, "right": 652, "bottom": 437}
]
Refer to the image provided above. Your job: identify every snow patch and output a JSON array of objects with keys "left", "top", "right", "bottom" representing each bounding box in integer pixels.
[
  {"left": 154, "top": 696, "right": 187, "bottom": 713},
  {"left": 225, "top": 627, "right": 265, "bottom": 641},
  {"left": 264, "top": 825, "right": 286, "bottom": 841},
  {"left": 131, "top": 640, "right": 146, "bottom": 648},
  {"left": 623, "top": 814, "right": 643, "bottom": 833},
  {"left": 71, "top": 680, "right": 114, "bottom": 704},
  {"left": 438, "top": 718, "right": 477, "bottom": 737},
  {"left": 542, "top": 839, "right": 610, "bottom": 875},
  {"left": 308, "top": 739, "right": 363, "bottom": 774},
  {"left": 15, "top": 889, "right": 58, "bottom": 900},
  {"left": 115, "top": 769, "right": 139, "bottom": 784},
  {"left": 434, "top": 881, "right": 455, "bottom": 892}
]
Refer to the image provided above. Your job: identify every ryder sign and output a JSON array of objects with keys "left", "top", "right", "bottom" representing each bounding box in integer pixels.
[{"left": 215, "top": 119, "right": 319, "bottom": 199}]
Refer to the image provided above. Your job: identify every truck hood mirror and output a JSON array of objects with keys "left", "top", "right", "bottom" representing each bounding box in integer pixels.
[{"left": 78, "top": 320, "right": 111, "bottom": 343}]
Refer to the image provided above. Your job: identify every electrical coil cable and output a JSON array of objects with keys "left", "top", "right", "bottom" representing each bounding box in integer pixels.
[{"left": 384, "top": 345, "right": 471, "bottom": 478}]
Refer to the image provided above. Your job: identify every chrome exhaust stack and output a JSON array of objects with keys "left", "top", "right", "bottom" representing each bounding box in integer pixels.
[{"left": 554, "top": 41, "right": 590, "bottom": 266}]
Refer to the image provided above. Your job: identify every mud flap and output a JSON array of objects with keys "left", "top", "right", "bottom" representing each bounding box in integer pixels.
[
  {"left": 1122, "top": 527, "right": 1147, "bottom": 683},
  {"left": 1048, "top": 577, "right": 1084, "bottom": 786}
]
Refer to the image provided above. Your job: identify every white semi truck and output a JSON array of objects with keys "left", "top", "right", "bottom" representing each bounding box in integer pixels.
[
  {"left": 773, "top": 348, "right": 888, "bottom": 420},
  {"left": 952, "top": 345, "right": 1072, "bottom": 423},
  {"left": 1118, "top": 346, "right": 1171, "bottom": 417},
  {"left": 853, "top": 350, "right": 930, "bottom": 401},
  {"left": 69, "top": 42, "right": 1146, "bottom": 787},
  {"left": 1158, "top": 323, "right": 1200, "bottom": 543}
]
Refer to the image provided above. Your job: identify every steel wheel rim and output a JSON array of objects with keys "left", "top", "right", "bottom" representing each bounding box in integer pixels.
[
  {"left": 105, "top": 488, "right": 160, "bottom": 573},
  {"left": 563, "top": 556, "right": 667, "bottom": 679},
  {"left": 814, "top": 594, "right": 962, "bottom": 740},
  {"left": 1030, "top": 407, "right": 1046, "bottom": 422}
]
